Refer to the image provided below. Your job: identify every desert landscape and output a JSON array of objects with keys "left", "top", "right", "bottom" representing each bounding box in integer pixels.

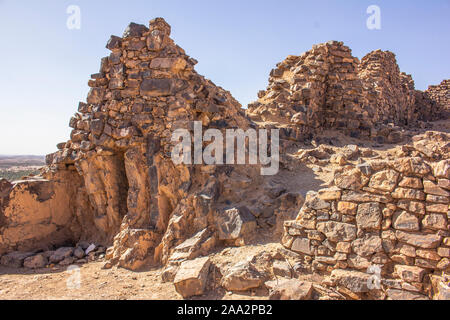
[
  {"left": 0, "top": 155, "right": 44, "bottom": 182},
  {"left": 0, "top": 17, "right": 449, "bottom": 301}
]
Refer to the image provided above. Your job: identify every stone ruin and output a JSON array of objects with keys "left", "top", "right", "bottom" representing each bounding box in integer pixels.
[
  {"left": 0, "top": 17, "right": 448, "bottom": 300},
  {"left": 282, "top": 135, "right": 449, "bottom": 299},
  {"left": 247, "top": 42, "right": 447, "bottom": 142}
]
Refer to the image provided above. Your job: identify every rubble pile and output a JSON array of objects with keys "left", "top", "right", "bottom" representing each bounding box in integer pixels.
[{"left": 0, "top": 243, "right": 105, "bottom": 269}]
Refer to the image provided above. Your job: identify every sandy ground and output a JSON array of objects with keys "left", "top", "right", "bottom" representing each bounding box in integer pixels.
[
  {"left": 0, "top": 260, "right": 267, "bottom": 300},
  {"left": 0, "top": 243, "right": 284, "bottom": 300},
  {"left": 0, "top": 240, "right": 325, "bottom": 300}
]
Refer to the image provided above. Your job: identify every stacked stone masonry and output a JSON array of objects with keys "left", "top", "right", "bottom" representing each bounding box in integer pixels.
[
  {"left": 359, "top": 50, "right": 418, "bottom": 125},
  {"left": 247, "top": 41, "right": 370, "bottom": 140},
  {"left": 426, "top": 80, "right": 450, "bottom": 116},
  {"left": 282, "top": 156, "right": 450, "bottom": 298},
  {"left": 0, "top": 17, "right": 449, "bottom": 286},
  {"left": 1, "top": 18, "right": 302, "bottom": 272}
]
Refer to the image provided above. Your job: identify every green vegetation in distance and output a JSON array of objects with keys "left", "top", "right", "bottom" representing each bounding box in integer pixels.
[{"left": 0, "top": 170, "right": 41, "bottom": 182}]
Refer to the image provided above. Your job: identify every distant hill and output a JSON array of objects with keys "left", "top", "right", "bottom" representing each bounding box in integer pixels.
[{"left": 0, "top": 155, "right": 45, "bottom": 167}]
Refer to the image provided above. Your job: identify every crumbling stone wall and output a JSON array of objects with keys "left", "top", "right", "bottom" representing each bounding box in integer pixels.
[
  {"left": 413, "top": 90, "right": 439, "bottom": 123},
  {"left": 247, "top": 41, "right": 370, "bottom": 140},
  {"left": 42, "top": 17, "right": 257, "bottom": 269},
  {"left": 282, "top": 145, "right": 449, "bottom": 299},
  {"left": 359, "top": 50, "right": 447, "bottom": 125},
  {"left": 426, "top": 80, "right": 450, "bottom": 116},
  {"left": 0, "top": 18, "right": 448, "bottom": 276},
  {"left": 248, "top": 44, "right": 448, "bottom": 143}
]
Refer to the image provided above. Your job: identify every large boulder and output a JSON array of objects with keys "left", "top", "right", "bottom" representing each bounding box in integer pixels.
[
  {"left": 173, "top": 257, "right": 211, "bottom": 298},
  {"left": 105, "top": 228, "right": 157, "bottom": 271}
]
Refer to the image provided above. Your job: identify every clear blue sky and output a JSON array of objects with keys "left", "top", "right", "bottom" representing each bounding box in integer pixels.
[{"left": 0, "top": 0, "right": 449, "bottom": 155}]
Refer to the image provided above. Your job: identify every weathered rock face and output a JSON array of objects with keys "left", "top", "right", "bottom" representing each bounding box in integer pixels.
[
  {"left": 221, "top": 261, "right": 265, "bottom": 291},
  {"left": 215, "top": 207, "right": 257, "bottom": 246}
]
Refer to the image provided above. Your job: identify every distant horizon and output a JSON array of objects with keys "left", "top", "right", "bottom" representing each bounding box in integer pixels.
[
  {"left": 0, "top": 0, "right": 449, "bottom": 155},
  {"left": 0, "top": 154, "right": 45, "bottom": 157}
]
